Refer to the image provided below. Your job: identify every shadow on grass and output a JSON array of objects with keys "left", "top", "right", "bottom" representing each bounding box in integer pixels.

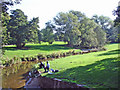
[
  {"left": 46, "top": 57, "right": 119, "bottom": 88},
  {"left": 98, "top": 49, "right": 120, "bottom": 56},
  {"left": 3, "top": 44, "right": 74, "bottom": 51},
  {"left": 27, "top": 44, "right": 74, "bottom": 51}
]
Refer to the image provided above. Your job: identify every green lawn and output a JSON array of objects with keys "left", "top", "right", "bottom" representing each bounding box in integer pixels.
[
  {"left": 40, "top": 43, "right": 120, "bottom": 88},
  {"left": 3, "top": 42, "right": 120, "bottom": 88},
  {"left": 3, "top": 41, "right": 75, "bottom": 59}
]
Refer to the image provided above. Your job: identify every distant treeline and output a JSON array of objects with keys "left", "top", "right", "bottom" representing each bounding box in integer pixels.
[{"left": 1, "top": 1, "right": 119, "bottom": 49}]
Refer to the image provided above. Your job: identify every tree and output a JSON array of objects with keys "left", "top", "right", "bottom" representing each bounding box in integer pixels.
[
  {"left": 1, "top": 12, "right": 11, "bottom": 45},
  {"left": 79, "top": 17, "right": 106, "bottom": 48},
  {"left": 54, "top": 11, "right": 81, "bottom": 46},
  {"left": 26, "top": 17, "right": 40, "bottom": 43},
  {"left": 113, "top": 1, "right": 120, "bottom": 43},
  {"left": 93, "top": 26, "right": 106, "bottom": 47},
  {"left": 108, "top": 26, "right": 119, "bottom": 43},
  {"left": 1, "top": 0, "right": 22, "bottom": 13},
  {"left": 53, "top": 10, "right": 106, "bottom": 48},
  {"left": 1, "top": 0, "right": 22, "bottom": 45},
  {"left": 7, "top": 9, "right": 39, "bottom": 48},
  {"left": 113, "top": 1, "right": 120, "bottom": 26},
  {"left": 41, "top": 21, "right": 55, "bottom": 44},
  {"left": 38, "top": 30, "right": 42, "bottom": 44},
  {"left": 91, "top": 15, "right": 116, "bottom": 43}
]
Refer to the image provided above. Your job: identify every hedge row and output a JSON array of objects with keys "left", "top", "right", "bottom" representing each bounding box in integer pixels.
[{"left": 1, "top": 47, "right": 106, "bottom": 67}]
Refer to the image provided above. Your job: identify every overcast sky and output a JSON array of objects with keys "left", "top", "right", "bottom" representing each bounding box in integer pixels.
[{"left": 9, "top": 0, "right": 119, "bottom": 29}]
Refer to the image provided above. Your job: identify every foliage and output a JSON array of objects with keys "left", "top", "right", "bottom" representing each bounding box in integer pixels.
[
  {"left": 113, "top": 3, "right": 120, "bottom": 26},
  {"left": 1, "top": 0, "right": 22, "bottom": 13},
  {"left": 54, "top": 11, "right": 81, "bottom": 46},
  {"left": 92, "top": 15, "right": 119, "bottom": 43},
  {"left": 7, "top": 9, "right": 39, "bottom": 48},
  {"left": 53, "top": 11, "right": 106, "bottom": 48},
  {"left": 1, "top": 13, "right": 11, "bottom": 45},
  {"left": 26, "top": 17, "right": 40, "bottom": 43},
  {"left": 40, "top": 21, "right": 55, "bottom": 44},
  {"left": 7, "top": 9, "right": 28, "bottom": 48}
]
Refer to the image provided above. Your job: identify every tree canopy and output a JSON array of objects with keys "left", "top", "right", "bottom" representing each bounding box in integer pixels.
[
  {"left": 40, "top": 21, "right": 55, "bottom": 44},
  {"left": 53, "top": 10, "right": 106, "bottom": 48},
  {"left": 92, "top": 15, "right": 118, "bottom": 43},
  {"left": 7, "top": 9, "right": 39, "bottom": 48},
  {"left": 114, "top": 2, "right": 120, "bottom": 26}
]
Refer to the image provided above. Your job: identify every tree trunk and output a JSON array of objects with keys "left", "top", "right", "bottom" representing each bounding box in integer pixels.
[
  {"left": 16, "top": 43, "right": 22, "bottom": 49},
  {"left": 16, "top": 42, "right": 25, "bottom": 49},
  {"left": 21, "top": 42, "right": 25, "bottom": 47},
  {"left": 67, "top": 41, "right": 72, "bottom": 47}
]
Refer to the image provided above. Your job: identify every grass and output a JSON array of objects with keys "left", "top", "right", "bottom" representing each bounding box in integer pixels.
[
  {"left": 39, "top": 43, "right": 120, "bottom": 88},
  {"left": 2, "top": 41, "right": 119, "bottom": 88},
  {"left": 3, "top": 41, "right": 76, "bottom": 59}
]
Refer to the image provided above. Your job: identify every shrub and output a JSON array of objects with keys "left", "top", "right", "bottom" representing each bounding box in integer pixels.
[
  {"left": 66, "top": 52, "right": 71, "bottom": 56},
  {"left": 63, "top": 52, "right": 66, "bottom": 57},
  {"left": 60, "top": 52, "right": 64, "bottom": 57},
  {"left": 42, "top": 54, "right": 47, "bottom": 60},
  {"left": 98, "top": 47, "right": 107, "bottom": 51},
  {"left": 13, "top": 56, "right": 21, "bottom": 63},
  {"left": 51, "top": 53, "right": 57, "bottom": 58},
  {"left": 46, "top": 54, "right": 52, "bottom": 59},
  {"left": 1, "top": 57, "right": 8, "bottom": 66},
  {"left": 34, "top": 56, "right": 39, "bottom": 61},
  {"left": 21, "top": 55, "right": 27, "bottom": 61},
  {"left": 26, "top": 57, "right": 29, "bottom": 61},
  {"left": 56, "top": 52, "right": 61, "bottom": 58},
  {"left": 37, "top": 53, "right": 44, "bottom": 60},
  {"left": 37, "top": 54, "right": 47, "bottom": 60}
]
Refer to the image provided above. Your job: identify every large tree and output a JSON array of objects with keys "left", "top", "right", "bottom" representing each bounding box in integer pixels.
[
  {"left": 53, "top": 11, "right": 106, "bottom": 48},
  {"left": 114, "top": 1, "right": 120, "bottom": 26},
  {"left": 54, "top": 12, "right": 81, "bottom": 46},
  {"left": 1, "top": 0, "right": 22, "bottom": 45},
  {"left": 78, "top": 17, "right": 106, "bottom": 48},
  {"left": 26, "top": 17, "right": 40, "bottom": 43},
  {"left": 41, "top": 21, "right": 55, "bottom": 44},
  {"left": 7, "top": 9, "right": 39, "bottom": 48},
  {"left": 91, "top": 15, "right": 118, "bottom": 43},
  {"left": 113, "top": 2, "right": 120, "bottom": 43}
]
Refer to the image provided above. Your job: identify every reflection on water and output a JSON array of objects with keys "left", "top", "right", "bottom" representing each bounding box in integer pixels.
[{"left": 1, "top": 61, "right": 39, "bottom": 88}]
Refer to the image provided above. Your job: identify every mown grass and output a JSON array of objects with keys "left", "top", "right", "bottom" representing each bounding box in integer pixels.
[
  {"left": 3, "top": 41, "right": 76, "bottom": 59},
  {"left": 40, "top": 43, "right": 119, "bottom": 88}
]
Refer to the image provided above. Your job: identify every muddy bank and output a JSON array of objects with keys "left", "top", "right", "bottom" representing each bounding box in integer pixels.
[{"left": 25, "top": 75, "right": 88, "bottom": 89}]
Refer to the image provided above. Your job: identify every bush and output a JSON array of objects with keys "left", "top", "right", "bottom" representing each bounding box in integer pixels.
[
  {"left": 56, "top": 52, "right": 61, "bottom": 58},
  {"left": 63, "top": 52, "right": 66, "bottom": 57},
  {"left": 51, "top": 53, "right": 57, "bottom": 58},
  {"left": 13, "top": 56, "right": 21, "bottom": 63},
  {"left": 98, "top": 47, "right": 107, "bottom": 51},
  {"left": 66, "top": 52, "right": 71, "bottom": 56},
  {"left": 21, "top": 55, "right": 27, "bottom": 61},
  {"left": 37, "top": 53, "right": 44, "bottom": 60},
  {"left": 46, "top": 54, "right": 52, "bottom": 59},
  {"left": 42, "top": 54, "right": 47, "bottom": 60},
  {"left": 1, "top": 57, "right": 8, "bottom": 66},
  {"left": 60, "top": 52, "right": 64, "bottom": 57}
]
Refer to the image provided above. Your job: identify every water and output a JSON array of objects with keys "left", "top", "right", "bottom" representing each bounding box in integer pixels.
[{"left": 0, "top": 61, "right": 39, "bottom": 88}]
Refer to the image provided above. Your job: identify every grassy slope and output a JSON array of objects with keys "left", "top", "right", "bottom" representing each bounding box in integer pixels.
[
  {"left": 3, "top": 41, "right": 74, "bottom": 59},
  {"left": 41, "top": 43, "right": 119, "bottom": 88}
]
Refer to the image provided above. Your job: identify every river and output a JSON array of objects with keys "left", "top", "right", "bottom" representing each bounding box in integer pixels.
[{"left": 0, "top": 61, "right": 39, "bottom": 88}]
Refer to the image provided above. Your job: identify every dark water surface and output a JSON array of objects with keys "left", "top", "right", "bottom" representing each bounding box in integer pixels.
[{"left": 1, "top": 61, "right": 39, "bottom": 88}]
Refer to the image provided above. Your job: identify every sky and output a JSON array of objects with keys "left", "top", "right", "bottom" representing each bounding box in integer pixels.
[{"left": 9, "top": 0, "right": 119, "bottom": 29}]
